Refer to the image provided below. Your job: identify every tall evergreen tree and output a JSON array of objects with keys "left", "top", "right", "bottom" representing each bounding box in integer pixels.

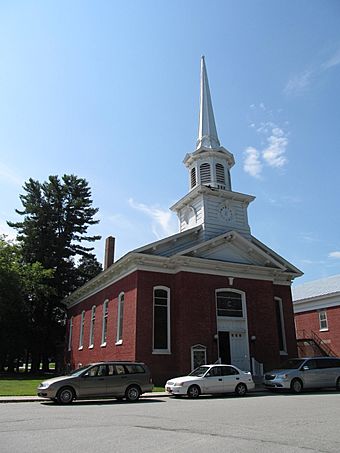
[{"left": 8, "top": 175, "right": 102, "bottom": 371}]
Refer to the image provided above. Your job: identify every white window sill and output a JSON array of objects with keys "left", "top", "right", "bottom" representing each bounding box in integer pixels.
[
  {"left": 78, "top": 346, "right": 83, "bottom": 351},
  {"left": 152, "top": 350, "right": 171, "bottom": 355},
  {"left": 100, "top": 342, "right": 107, "bottom": 348},
  {"left": 279, "top": 351, "right": 288, "bottom": 356},
  {"left": 88, "top": 345, "right": 94, "bottom": 349},
  {"left": 319, "top": 328, "right": 329, "bottom": 332},
  {"left": 115, "top": 340, "right": 123, "bottom": 346}
]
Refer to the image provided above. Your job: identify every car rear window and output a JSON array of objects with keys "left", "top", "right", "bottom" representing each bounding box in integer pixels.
[
  {"left": 315, "top": 358, "right": 340, "bottom": 369},
  {"left": 125, "top": 364, "right": 145, "bottom": 374}
]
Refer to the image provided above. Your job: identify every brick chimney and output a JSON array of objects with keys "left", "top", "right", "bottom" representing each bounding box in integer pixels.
[{"left": 104, "top": 236, "right": 115, "bottom": 270}]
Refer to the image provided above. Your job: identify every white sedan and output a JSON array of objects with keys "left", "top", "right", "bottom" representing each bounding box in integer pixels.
[{"left": 166, "top": 364, "right": 255, "bottom": 398}]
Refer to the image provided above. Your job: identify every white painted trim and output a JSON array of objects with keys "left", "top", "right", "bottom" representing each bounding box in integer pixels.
[
  {"left": 318, "top": 310, "right": 328, "bottom": 331},
  {"left": 191, "top": 344, "right": 207, "bottom": 370},
  {"left": 65, "top": 254, "right": 297, "bottom": 309},
  {"left": 88, "top": 305, "right": 96, "bottom": 348},
  {"left": 116, "top": 292, "right": 124, "bottom": 344},
  {"left": 101, "top": 299, "right": 109, "bottom": 346},
  {"left": 79, "top": 310, "right": 85, "bottom": 349},
  {"left": 293, "top": 292, "right": 340, "bottom": 313},
  {"left": 68, "top": 317, "right": 73, "bottom": 351}
]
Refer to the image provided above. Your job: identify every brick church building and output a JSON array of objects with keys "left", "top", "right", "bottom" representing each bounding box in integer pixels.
[{"left": 64, "top": 57, "right": 302, "bottom": 384}]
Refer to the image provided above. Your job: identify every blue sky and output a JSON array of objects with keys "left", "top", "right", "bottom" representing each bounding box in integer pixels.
[{"left": 1, "top": 0, "right": 340, "bottom": 286}]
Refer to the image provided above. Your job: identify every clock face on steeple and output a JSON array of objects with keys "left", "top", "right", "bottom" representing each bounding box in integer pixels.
[{"left": 219, "top": 202, "right": 233, "bottom": 221}]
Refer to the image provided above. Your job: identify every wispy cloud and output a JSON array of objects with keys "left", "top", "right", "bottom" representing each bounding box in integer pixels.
[
  {"left": 244, "top": 147, "right": 262, "bottom": 178},
  {"left": 322, "top": 48, "right": 340, "bottom": 70},
  {"left": 329, "top": 251, "right": 340, "bottom": 259},
  {"left": 128, "top": 198, "right": 178, "bottom": 239},
  {"left": 244, "top": 109, "right": 289, "bottom": 178},
  {"left": 285, "top": 47, "right": 340, "bottom": 95},
  {"left": 0, "top": 162, "right": 23, "bottom": 186},
  {"left": 284, "top": 70, "right": 313, "bottom": 96},
  {"left": 262, "top": 127, "right": 288, "bottom": 168}
]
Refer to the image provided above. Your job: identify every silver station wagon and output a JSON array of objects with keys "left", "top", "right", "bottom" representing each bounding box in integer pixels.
[
  {"left": 37, "top": 361, "right": 153, "bottom": 404},
  {"left": 264, "top": 357, "right": 340, "bottom": 393}
]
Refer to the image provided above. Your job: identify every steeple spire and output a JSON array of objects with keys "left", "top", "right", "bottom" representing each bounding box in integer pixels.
[{"left": 196, "top": 56, "right": 220, "bottom": 150}]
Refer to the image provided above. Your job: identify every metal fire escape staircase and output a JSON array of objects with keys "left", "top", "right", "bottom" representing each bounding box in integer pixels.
[{"left": 296, "top": 330, "right": 337, "bottom": 357}]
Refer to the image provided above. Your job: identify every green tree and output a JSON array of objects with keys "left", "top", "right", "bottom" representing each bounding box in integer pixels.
[
  {"left": 0, "top": 236, "right": 53, "bottom": 372},
  {"left": 8, "top": 175, "right": 102, "bottom": 371}
]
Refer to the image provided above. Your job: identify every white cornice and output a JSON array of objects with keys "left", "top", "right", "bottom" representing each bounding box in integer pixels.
[
  {"left": 293, "top": 291, "right": 340, "bottom": 313},
  {"left": 170, "top": 185, "right": 255, "bottom": 212},
  {"left": 65, "top": 251, "right": 297, "bottom": 308}
]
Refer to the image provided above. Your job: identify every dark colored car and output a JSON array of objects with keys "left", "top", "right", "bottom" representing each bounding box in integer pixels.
[{"left": 37, "top": 361, "right": 153, "bottom": 404}]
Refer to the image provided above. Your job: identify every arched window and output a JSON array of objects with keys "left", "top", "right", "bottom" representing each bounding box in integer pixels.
[
  {"left": 89, "top": 306, "right": 96, "bottom": 348},
  {"left": 153, "top": 287, "right": 170, "bottom": 353},
  {"left": 116, "top": 292, "right": 124, "bottom": 344},
  {"left": 68, "top": 317, "right": 73, "bottom": 351},
  {"left": 190, "top": 167, "right": 197, "bottom": 188},
  {"left": 191, "top": 344, "right": 207, "bottom": 370},
  {"left": 101, "top": 300, "right": 109, "bottom": 346},
  {"left": 216, "top": 163, "right": 225, "bottom": 186},
  {"left": 79, "top": 310, "right": 85, "bottom": 349},
  {"left": 216, "top": 291, "right": 243, "bottom": 318},
  {"left": 200, "top": 163, "right": 211, "bottom": 184}
]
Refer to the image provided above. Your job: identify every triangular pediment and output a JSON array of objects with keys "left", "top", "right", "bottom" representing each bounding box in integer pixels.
[{"left": 173, "top": 230, "right": 302, "bottom": 275}]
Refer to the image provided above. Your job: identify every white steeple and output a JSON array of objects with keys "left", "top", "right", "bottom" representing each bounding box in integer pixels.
[
  {"left": 171, "top": 57, "right": 254, "bottom": 240},
  {"left": 196, "top": 56, "right": 220, "bottom": 150}
]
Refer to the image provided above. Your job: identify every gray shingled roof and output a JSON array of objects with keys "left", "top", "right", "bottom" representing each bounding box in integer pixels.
[{"left": 292, "top": 274, "right": 340, "bottom": 301}]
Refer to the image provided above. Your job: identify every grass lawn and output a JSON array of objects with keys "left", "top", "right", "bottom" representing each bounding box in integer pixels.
[
  {"left": 0, "top": 377, "right": 45, "bottom": 396},
  {"left": 0, "top": 376, "right": 164, "bottom": 396}
]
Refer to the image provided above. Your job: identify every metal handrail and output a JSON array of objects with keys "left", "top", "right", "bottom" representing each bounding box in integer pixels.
[{"left": 296, "top": 329, "right": 337, "bottom": 357}]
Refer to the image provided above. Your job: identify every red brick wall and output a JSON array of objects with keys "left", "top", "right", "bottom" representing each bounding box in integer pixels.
[
  {"left": 66, "top": 269, "right": 297, "bottom": 384},
  {"left": 295, "top": 306, "right": 340, "bottom": 356},
  {"left": 66, "top": 272, "right": 138, "bottom": 367},
  {"left": 134, "top": 271, "right": 297, "bottom": 383}
]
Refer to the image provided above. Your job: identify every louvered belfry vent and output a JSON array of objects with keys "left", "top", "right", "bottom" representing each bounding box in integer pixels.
[
  {"left": 200, "top": 163, "right": 211, "bottom": 184},
  {"left": 190, "top": 167, "right": 197, "bottom": 188},
  {"left": 216, "top": 163, "right": 225, "bottom": 184}
]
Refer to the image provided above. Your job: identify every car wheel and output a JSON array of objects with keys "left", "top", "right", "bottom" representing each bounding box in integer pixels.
[
  {"left": 290, "top": 378, "right": 303, "bottom": 394},
  {"left": 235, "top": 383, "right": 247, "bottom": 397},
  {"left": 187, "top": 384, "right": 200, "bottom": 398},
  {"left": 336, "top": 377, "right": 340, "bottom": 391},
  {"left": 56, "top": 387, "right": 75, "bottom": 405},
  {"left": 125, "top": 385, "right": 141, "bottom": 402}
]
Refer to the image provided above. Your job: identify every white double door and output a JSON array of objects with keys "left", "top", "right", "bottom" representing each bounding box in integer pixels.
[
  {"left": 229, "top": 332, "right": 250, "bottom": 371},
  {"left": 218, "top": 321, "right": 250, "bottom": 372}
]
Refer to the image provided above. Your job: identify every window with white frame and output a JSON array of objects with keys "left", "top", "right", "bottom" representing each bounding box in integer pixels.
[
  {"left": 68, "top": 317, "right": 73, "bottom": 351},
  {"left": 274, "top": 297, "right": 287, "bottom": 354},
  {"left": 116, "top": 293, "right": 124, "bottom": 344},
  {"left": 319, "top": 310, "right": 328, "bottom": 331},
  {"left": 101, "top": 300, "right": 109, "bottom": 346},
  {"left": 191, "top": 344, "right": 207, "bottom": 370},
  {"left": 153, "top": 287, "right": 170, "bottom": 353},
  {"left": 89, "top": 306, "right": 96, "bottom": 348},
  {"left": 79, "top": 310, "right": 85, "bottom": 349}
]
